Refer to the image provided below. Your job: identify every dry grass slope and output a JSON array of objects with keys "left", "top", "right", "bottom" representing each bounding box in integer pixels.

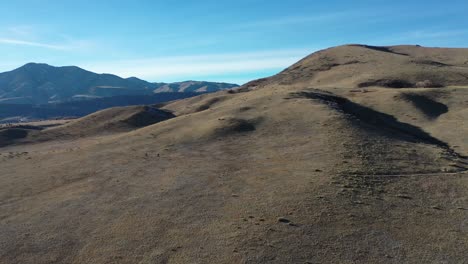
[
  {"left": 243, "top": 44, "right": 468, "bottom": 89},
  {"left": 0, "top": 105, "right": 174, "bottom": 147},
  {"left": 0, "top": 45, "right": 467, "bottom": 264}
]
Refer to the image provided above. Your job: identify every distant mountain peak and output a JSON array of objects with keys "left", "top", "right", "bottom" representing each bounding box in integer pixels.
[
  {"left": 17, "top": 63, "right": 86, "bottom": 74},
  {"left": 0, "top": 63, "right": 239, "bottom": 104},
  {"left": 20, "top": 62, "right": 53, "bottom": 69}
]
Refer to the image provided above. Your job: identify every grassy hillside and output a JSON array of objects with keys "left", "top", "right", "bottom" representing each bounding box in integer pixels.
[
  {"left": 243, "top": 44, "right": 468, "bottom": 89},
  {"left": 1, "top": 45, "right": 467, "bottom": 263}
]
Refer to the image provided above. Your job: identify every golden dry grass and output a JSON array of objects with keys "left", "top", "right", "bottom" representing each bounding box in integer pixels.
[{"left": 1, "top": 45, "right": 467, "bottom": 263}]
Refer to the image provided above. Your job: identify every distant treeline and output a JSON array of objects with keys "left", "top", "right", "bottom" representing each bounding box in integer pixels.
[{"left": 0, "top": 92, "right": 202, "bottom": 122}]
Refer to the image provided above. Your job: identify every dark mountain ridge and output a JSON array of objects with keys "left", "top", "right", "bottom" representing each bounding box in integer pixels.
[{"left": 0, "top": 63, "right": 238, "bottom": 104}]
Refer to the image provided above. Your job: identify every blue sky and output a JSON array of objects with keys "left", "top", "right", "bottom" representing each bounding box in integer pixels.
[{"left": 1, "top": 0, "right": 468, "bottom": 84}]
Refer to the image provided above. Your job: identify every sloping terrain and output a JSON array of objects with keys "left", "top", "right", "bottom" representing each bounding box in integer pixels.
[
  {"left": 39, "top": 105, "right": 175, "bottom": 138},
  {"left": 0, "top": 45, "right": 467, "bottom": 264},
  {"left": 244, "top": 44, "right": 468, "bottom": 89},
  {"left": 0, "top": 105, "right": 175, "bottom": 147}
]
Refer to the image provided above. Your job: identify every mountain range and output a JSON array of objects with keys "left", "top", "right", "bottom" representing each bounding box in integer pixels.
[{"left": 0, "top": 63, "right": 238, "bottom": 105}]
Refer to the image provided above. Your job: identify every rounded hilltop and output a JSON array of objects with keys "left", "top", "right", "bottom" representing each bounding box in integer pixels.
[{"left": 243, "top": 44, "right": 468, "bottom": 89}]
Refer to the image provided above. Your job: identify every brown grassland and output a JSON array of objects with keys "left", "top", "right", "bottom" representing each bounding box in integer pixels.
[{"left": 1, "top": 45, "right": 467, "bottom": 263}]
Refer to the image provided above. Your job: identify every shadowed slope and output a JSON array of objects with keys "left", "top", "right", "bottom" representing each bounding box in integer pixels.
[
  {"left": 291, "top": 90, "right": 449, "bottom": 147},
  {"left": 35, "top": 105, "right": 175, "bottom": 139},
  {"left": 400, "top": 93, "right": 448, "bottom": 119},
  {"left": 0, "top": 105, "right": 175, "bottom": 147}
]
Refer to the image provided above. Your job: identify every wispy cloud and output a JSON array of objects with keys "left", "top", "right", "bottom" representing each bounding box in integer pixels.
[
  {"left": 0, "top": 37, "right": 97, "bottom": 51},
  {"left": 81, "top": 48, "right": 316, "bottom": 82},
  {"left": 6, "top": 26, "right": 36, "bottom": 38},
  {"left": 0, "top": 25, "right": 96, "bottom": 51},
  {"left": 0, "top": 38, "right": 72, "bottom": 50}
]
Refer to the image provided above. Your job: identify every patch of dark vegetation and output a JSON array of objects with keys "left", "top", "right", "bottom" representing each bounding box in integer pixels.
[
  {"left": 2, "top": 125, "right": 43, "bottom": 130},
  {"left": 410, "top": 59, "right": 451, "bottom": 67},
  {"left": 0, "top": 128, "right": 30, "bottom": 139},
  {"left": 400, "top": 93, "right": 448, "bottom": 119},
  {"left": 316, "top": 63, "right": 340, "bottom": 71},
  {"left": 214, "top": 118, "right": 260, "bottom": 136},
  {"left": 348, "top": 44, "right": 409, "bottom": 56},
  {"left": 291, "top": 90, "right": 450, "bottom": 148},
  {"left": 238, "top": 106, "right": 253, "bottom": 112},
  {"left": 195, "top": 97, "right": 224, "bottom": 112},
  {"left": 312, "top": 60, "right": 362, "bottom": 72},
  {"left": 358, "top": 79, "right": 414, "bottom": 88},
  {"left": 125, "top": 107, "right": 176, "bottom": 127},
  {"left": 277, "top": 217, "right": 291, "bottom": 224},
  {"left": 358, "top": 79, "right": 443, "bottom": 88},
  {"left": 196, "top": 105, "right": 210, "bottom": 112},
  {"left": 342, "top": 60, "right": 361, "bottom": 66},
  {"left": 0, "top": 128, "right": 31, "bottom": 147}
]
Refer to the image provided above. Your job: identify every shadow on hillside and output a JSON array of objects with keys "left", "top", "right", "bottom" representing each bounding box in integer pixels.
[
  {"left": 348, "top": 44, "right": 410, "bottom": 56},
  {"left": 290, "top": 89, "right": 449, "bottom": 148},
  {"left": 400, "top": 93, "right": 448, "bottom": 119},
  {"left": 0, "top": 128, "right": 34, "bottom": 147}
]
